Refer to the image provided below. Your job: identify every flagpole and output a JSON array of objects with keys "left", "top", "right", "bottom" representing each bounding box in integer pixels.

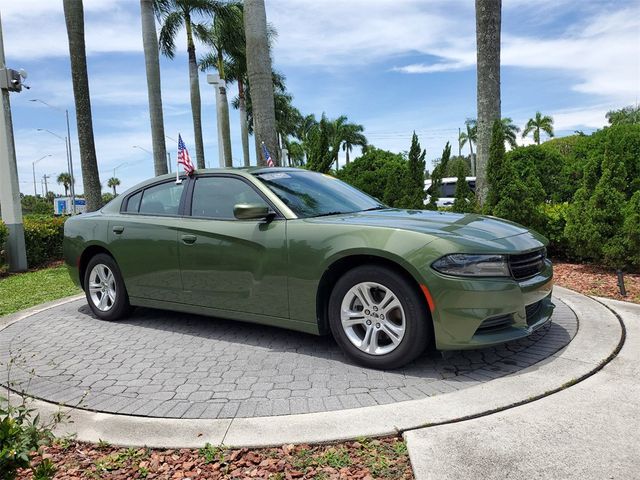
[{"left": 175, "top": 134, "right": 180, "bottom": 184}]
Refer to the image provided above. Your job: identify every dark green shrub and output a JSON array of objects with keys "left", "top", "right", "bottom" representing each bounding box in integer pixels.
[
  {"left": 485, "top": 121, "right": 544, "bottom": 227},
  {"left": 337, "top": 148, "right": 408, "bottom": 207},
  {"left": 20, "top": 196, "right": 52, "bottom": 215},
  {"left": 426, "top": 142, "right": 451, "bottom": 210},
  {"left": 536, "top": 203, "right": 571, "bottom": 258},
  {"left": 0, "top": 221, "right": 8, "bottom": 265},
  {"left": 23, "top": 215, "right": 66, "bottom": 268},
  {"left": 565, "top": 145, "right": 627, "bottom": 267},
  {"left": 398, "top": 132, "right": 426, "bottom": 209},
  {"left": 506, "top": 145, "right": 563, "bottom": 201},
  {"left": 622, "top": 191, "right": 640, "bottom": 270},
  {"left": 452, "top": 162, "right": 476, "bottom": 213}
]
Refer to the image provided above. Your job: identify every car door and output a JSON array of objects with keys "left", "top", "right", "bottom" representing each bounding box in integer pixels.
[
  {"left": 108, "top": 179, "right": 186, "bottom": 303},
  {"left": 178, "top": 174, "right": 289, "bottom": 318}
]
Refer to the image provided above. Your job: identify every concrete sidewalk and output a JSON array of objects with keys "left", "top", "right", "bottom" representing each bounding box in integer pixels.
[{"left": 405, "top": 297, "right": 640, "bottom": 480}]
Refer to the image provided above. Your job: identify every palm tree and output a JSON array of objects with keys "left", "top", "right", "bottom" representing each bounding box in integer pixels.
[
  {"left": 522, "top": 111, "right": 554, "bottom": 144},
  {"left": 107, "top": 177, "right": 121, "bottom": 195},
  {"left": 155, "top": 0, "right": 224, "bottom": 169},
  {"left": 57, "top": 172, "right": 73, "bottom": 196},
  {"left": 197, "top": 2, "right": 243, "bottom": 167},
  {"left": 501, "top": 117, "right": 520, "bottom": 149},
  {"left": 475, "top": 0, "right": 502, "bottom": 205},
  {"left": 340, "top": 122, "right": 367, "bottom": 165},
  {"left": 140, "top": 0, "right": 167, "bottom": 176},
  {"left": 244, "top": 0, "right": 279, "bottom": 166},
  {"left": 63, "top": 0, "right": 102, "bottom": 212}
]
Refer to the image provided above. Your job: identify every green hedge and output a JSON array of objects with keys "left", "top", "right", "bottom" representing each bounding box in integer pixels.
[
  {"left": 0, "top": 220, "right": 8, "bottom": 265},
  {"left": 23, "top": 215, "right": 66, "bottom": 267}
]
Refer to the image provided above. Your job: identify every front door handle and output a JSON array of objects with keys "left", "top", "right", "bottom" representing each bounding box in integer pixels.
[
  {"left": 181, "top": 234, "right": 197, "bottom": 245},
  {"left": 112, "top": 225, "right": 124, "bottom": 234}
]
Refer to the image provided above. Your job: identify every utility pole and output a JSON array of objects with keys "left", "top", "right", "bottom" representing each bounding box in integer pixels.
[
  {"left": 0, "top": 13, "right": 27, "bottom": 271},
  {"left": 42, "top": 174, "right": 50, "bottom": 197}
]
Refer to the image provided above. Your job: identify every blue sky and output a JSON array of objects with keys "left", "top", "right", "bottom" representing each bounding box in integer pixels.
[{"left": 3, "top": 0, "right": 639, "bottom": 195}]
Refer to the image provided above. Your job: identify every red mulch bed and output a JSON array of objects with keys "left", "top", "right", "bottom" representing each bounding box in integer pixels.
[
  {"left": 18, "top": 437, "right": 413, "bottom": 480},
  {"left": 553, "top": 261, "right": 640, "bottom": 304}
]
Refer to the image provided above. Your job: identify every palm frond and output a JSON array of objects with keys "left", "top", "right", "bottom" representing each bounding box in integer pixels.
[{"left": 158, "top": 10, "right": 184, "bottom": 58}]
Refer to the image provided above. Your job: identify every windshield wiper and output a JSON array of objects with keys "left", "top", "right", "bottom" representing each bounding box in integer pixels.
[
  {"left": 312, "top": 211, "right": 347, "bottom": 217},
  {"left": 360, "top": 206, "right": 387, "bottom": 212}
]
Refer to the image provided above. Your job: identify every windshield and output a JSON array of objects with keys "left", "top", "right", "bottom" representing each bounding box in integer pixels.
[{"left": 254, "top": 170, "right": 385, "bottom": 218}]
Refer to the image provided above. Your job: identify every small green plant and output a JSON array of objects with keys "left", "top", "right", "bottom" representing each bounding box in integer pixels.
[
  {"left": 138, "top": 465, "right": 149, "bottom": 478},
  {"left": 199, "top": 443, "right": 225, "bottom": 464},
  {"left": 32, "top": 458, "right": 57, "bottom": 480},
  {"left": 94, "top": 448, "right": 146, "bottom": 473},
  {"left": 0, "top": 395, "right": 58, "bottom": 480},
  {"left": 316, "top": 446, "right": 352, "bottom": 469},
  {"left": 97, "top": 438, "right": 111, "bottom": 450}
]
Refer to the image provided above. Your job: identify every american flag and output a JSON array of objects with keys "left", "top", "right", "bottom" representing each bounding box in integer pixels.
[
  {"left": 177, "top": 134, "right": 195, "bottom": 175},
  {"left": 262, "top": 142, "right": 275, "bottom": 167}
]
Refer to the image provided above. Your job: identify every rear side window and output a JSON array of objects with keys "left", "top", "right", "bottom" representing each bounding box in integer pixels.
[
  {"left": 125, "top": 191, "right": 142, "bottom": 213},
  {"left": 440, "top": 182, "right": 456, "bottom": 197},
  {"left": 139, "top": 181, "right": 184, "bottom": 216},
  {"left": 191, "top": 176, "right": 265, "bottom": 219}
]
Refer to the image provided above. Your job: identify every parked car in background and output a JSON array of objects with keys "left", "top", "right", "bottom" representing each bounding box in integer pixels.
[
  {"left": 424, "top": 176, "right": 476, "bottom": 207},
  {"left": 64, "top": 168, "right": 552, "bottom": 369}
]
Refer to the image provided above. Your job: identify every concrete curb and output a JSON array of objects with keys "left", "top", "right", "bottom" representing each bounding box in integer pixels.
[{"left": 4, "top": 287, "right": 623, "bottom": 448}]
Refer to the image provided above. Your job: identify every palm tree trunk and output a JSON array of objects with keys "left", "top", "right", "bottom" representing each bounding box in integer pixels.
[
  {"left": 475, "top": 0, "right": 502, "bottom": 205},
  {"left": 345, "top": 148, "right": 350, "bottom": 164},
  {"left": 185, "top": 18, "right": 205, "bottom": 169},
  {"left": 238, "top": 79, "right": 250, "bottom": 166},
  {"left": 140, "top": 0, "right": 167, "bottom": 176},
  {"left": 63, "top": 0, "right": 101, "bottom": 212},
  {"left": 244, "top": 0, "right": 279, "bottom": 166},
  {"left": 217, "top": 84, "right": 233, "bottom": 167}
]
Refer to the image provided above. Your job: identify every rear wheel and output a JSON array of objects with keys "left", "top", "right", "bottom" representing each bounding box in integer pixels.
[
  {"left": 84, "top": 253, "right": 131, "bottom": 321},
  {"left": 328, "top": 265, "right": 430, "bottom": 369}
]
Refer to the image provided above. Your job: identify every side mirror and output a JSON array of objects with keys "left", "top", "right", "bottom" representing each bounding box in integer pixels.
[{"left": 233, "top": 203, "right": 271, "bottom": 220}]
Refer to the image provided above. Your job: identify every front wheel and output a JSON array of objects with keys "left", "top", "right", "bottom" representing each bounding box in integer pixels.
[
  {"left": 84, "top": 253, "right": 131, "bottom": 321},
  {"left": 328, "top": 265, "right": 431, "bottom": 369}
]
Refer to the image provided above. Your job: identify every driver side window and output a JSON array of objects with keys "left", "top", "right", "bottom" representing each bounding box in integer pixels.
[{"left": 191, "top": 177, "right": 266, "bottom": 219}]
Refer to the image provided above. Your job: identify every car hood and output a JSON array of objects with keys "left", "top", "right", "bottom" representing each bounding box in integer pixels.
[{"left": 307, "top": 209, "right": 530, "bottom": 242}]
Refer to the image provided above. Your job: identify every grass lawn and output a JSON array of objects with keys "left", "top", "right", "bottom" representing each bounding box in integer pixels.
[{"left": 0, "top": 264, "right": 81, "bottom": 316}]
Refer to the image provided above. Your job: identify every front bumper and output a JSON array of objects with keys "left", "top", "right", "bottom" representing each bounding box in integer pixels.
[{"left": 430, "top": 259, "right": 554, "bottom": 350}]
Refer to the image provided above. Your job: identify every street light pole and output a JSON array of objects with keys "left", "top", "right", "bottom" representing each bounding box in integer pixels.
[
  {"left": 30, "top": 99, "right": 76, "bottom": 213},
  {"left": 32, "top": 154, "right": 51, "bottom": 196},
  {"left": 0, "top": 13, "right": 27, "bottom": 271}
]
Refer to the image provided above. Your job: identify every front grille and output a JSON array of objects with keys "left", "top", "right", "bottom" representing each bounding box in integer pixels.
[
  {"left": 477, "top": 314, "right": 513, "bottom": 333},
  {"left": 525, "top": 300, "right": 542, "bottom": 326},
  {"left": 509, "top": 249, "right": 546, "bottom": 280}
]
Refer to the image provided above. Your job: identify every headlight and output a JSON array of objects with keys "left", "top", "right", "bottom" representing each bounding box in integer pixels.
[{"left": 432, "top": 254, "right": 510, "bottom": 277}]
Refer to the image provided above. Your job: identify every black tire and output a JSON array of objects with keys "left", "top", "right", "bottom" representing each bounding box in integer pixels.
[
  {"left": 328, "top": 265, "right": 431, "bottom": 369},
  {"left": 83, "top": 253, "right": 131, "bottom": 321}
]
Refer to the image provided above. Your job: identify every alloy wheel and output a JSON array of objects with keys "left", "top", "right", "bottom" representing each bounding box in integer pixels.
[{"left": 340, "top": 281, "right": 406, "bottom": 355}]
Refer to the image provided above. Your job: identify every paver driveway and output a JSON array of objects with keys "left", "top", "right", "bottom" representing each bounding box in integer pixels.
[{"left": 0, "top": 298, "right": 576, "bottom": 419}]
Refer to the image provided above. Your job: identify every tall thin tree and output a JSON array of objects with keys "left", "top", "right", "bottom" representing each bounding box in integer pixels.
[
  {"left": 156, "top": 0, "right": 221, "bottom": 169},
  {"left": 475, "top": 0, "right": 502, "bottom": 205},
  {"left": 63, "top": 0, "right": 101, "bottom": 212},
  {"left": 244, "top": 0, "right": 279, "bottom": 166},
  {"left": 140, "top": 0, "right": 167, "bottom": 175}
]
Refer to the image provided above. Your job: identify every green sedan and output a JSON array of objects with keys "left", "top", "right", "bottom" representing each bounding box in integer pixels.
[{"left": 63, "top": 168, "right": 554, "bottom": 369}]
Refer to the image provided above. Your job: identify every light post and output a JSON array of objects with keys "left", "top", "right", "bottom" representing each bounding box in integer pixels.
[
  {"left": 37, "top": 128, "right": 72, "bottom": 195},
  {"left": 32, "top": 154, "right": 51, "bottom": 196},
  {"left": 165, "top": 135, "right": 176, "bottom": 173},
  {"left": 206, "top": 74, "right": 224, "bottom": 167},
  {"left": 0, "top": 13, "right": 28, "bottom": 270},
  {"left": 29, "top": 99, "right": 76, "bottom": 213},
  {"left": 112, "top": 161, "right": 128, "bottom": 178}
]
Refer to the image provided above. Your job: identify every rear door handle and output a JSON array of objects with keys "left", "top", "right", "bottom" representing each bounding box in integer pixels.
[
  {"left": 181, "top": 234, "right": 197, "bottom": 245},
  {"left": 112, "top": 225, "right": 124, "bottom": 234}
]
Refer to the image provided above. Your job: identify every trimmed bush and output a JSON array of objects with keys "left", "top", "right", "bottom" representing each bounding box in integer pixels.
[
  {"left": 0, "top": 220, "right": 8, "bottom": 265},
  {"left": 22, "top": 215, "right": 66, "bottom": 268},
  {"left": 536, "top": 203, "right": 570, "bottom": 258}
]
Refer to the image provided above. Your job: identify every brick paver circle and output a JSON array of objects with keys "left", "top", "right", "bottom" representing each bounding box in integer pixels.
[{"left": 0, "top": 298, "right": 576, "bottom": 419}]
